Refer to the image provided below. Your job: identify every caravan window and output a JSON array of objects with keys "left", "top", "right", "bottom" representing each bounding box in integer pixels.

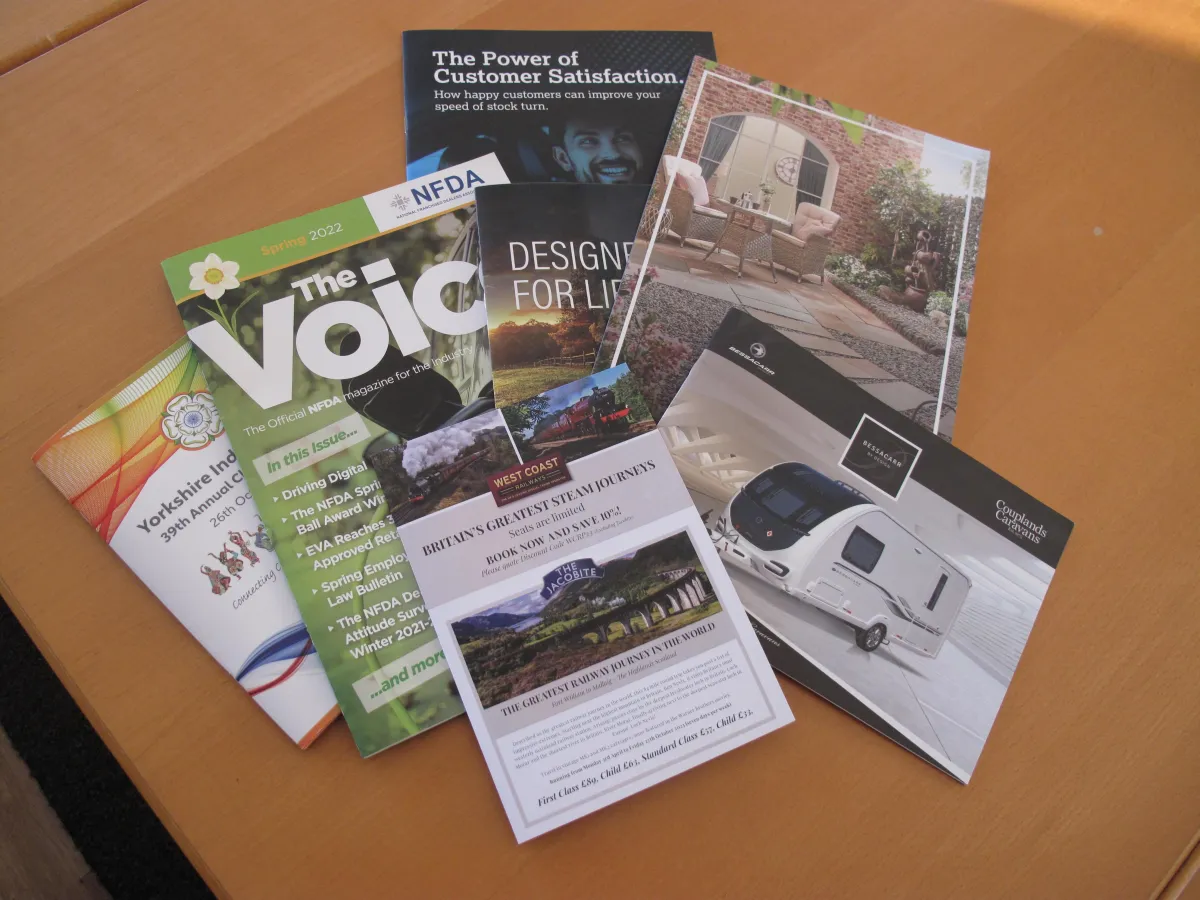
[
  {"left": 758, "top": 482, "right": 807, "bottom": 521},
  {"left": 841, "top": 527, "right": 884, "bottom": 574},
  {"left": 928, "top": 573, "right": 948, "bottom": 610},
  {"left": 749, "top": 467, "right": 867, "bottom": 533}
]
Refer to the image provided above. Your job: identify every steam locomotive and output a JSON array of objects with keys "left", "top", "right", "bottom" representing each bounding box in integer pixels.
[
  {"left": 532, "top": 386, "right": 631, "bottom": 445},
  {"left": 408, "top": 450, "right": 489, "bottom": 504}
]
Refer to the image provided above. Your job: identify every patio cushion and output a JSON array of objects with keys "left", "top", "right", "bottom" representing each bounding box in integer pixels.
[
  {"left": 663, "top": 154, "right": 703, "bottom": 179},
  {"left": 671, "top": 171, "right": 710, "bottom": 207},
  {"left": 773, "top": 230, "right": 806, "bottom": 247},
  {"left": 790, "top": 201, "right": 841, "bottom": 238},
  {"left": 793, "top": 221, "right": 835, "bottom": 242},
  {"left": 662, "top": 154, "right": 711, "bottom": 206}
]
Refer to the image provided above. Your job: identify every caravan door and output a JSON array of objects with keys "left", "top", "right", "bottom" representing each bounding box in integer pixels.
[
  {"left": 898, "top": 564, "right": 954, "bottom": 655},
  {"left": 807, "top": 520, "right": 882, "bottom": 611}
]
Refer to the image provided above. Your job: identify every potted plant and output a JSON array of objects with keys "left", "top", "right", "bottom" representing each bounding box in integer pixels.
[{"left": 758, "top": 180, "right": 777, "bottom": 212}]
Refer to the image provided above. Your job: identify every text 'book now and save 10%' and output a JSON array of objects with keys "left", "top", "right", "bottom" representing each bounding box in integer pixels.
[
  {"left": 159, "top": 155, "right": 509, "bottom": 757},
  {"left": 34, "top": 339, "right": 339, "bottom": 747}
]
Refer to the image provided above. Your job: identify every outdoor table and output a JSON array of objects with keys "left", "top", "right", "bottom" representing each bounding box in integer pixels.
[{"left": 705, "top": 201, "right": 791, "bottom": 278}]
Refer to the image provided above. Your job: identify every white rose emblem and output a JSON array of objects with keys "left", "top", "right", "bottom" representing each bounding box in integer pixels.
[
  {"left": 188, "top": 253, "right": 240, "bottom": 300},
  {"left": 161, "top": 392, "right": 224, "bottom": 450}
]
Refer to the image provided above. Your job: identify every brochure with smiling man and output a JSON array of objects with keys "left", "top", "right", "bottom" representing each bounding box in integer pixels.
[
  {"left": 402, "top": 31, "right": 715, "bottom": 184},
  {"left": 160, "top": 156, "right": 509, "bottom": 756}
]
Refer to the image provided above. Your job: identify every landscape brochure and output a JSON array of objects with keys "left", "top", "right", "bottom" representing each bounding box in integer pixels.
[{"left": 476, "top": 182, "right": 646, "bottom": 406}]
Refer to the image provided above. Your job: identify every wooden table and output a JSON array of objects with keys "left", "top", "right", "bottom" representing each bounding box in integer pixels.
[{"left": 1, "top": 1, "right": 1198, "bottom": 898}]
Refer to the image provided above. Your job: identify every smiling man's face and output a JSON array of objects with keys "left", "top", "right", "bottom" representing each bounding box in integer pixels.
[{"left": 552, "top": 119, "right": 644, "bottom": 184}]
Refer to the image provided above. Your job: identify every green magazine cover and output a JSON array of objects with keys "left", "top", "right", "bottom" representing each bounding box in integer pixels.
[{"left": 161, "top": 155, "right": 508, "bottom": 756}]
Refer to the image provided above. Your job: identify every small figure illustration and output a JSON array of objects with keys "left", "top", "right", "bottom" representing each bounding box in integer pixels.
[
  {"left": 210, "top": 545, "right": 244, "bottom": 580},
  {"left": 201, "top": 564, "right": 231, "bottom": 595},
  {"left": 250, "top": 523, "right": 274, "bottom": 553},
  {"left": 228, "top": 531, "right": 260, "bottom": 566}
]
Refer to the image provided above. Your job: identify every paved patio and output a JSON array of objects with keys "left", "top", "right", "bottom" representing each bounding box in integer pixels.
[{"left": 648, "top": 239, "right": 948, "bottom": 428}]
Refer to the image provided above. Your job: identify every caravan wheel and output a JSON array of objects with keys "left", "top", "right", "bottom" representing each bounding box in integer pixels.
[{"left": 855, "top": 623, "right": 886, "bottom": 652}]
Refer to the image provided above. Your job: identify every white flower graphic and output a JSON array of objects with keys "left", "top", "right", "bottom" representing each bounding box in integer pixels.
[
  {"left": 161, "top": 392, "right": 224, "bottom": 450},
  {"left": 188, "top": 253, "right": 240, "bottom": 300}
]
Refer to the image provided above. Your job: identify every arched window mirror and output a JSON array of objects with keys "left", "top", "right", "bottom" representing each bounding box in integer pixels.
[{"left": 697, "top": 114, "right": 838, "bottom": 217}]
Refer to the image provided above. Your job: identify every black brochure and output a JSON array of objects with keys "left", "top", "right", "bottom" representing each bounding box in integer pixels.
[{"left": 403, "top": 30, "right": 715, "bottom": 184}]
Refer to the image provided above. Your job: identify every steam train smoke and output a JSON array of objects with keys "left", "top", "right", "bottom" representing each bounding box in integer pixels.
[{"left": 402, "top": 422, "right": 481, "bottom": 477}]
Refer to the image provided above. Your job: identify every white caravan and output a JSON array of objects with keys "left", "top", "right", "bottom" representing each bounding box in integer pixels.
[{"left": 711, "top": 462, "right": 970, "bottom": 655}]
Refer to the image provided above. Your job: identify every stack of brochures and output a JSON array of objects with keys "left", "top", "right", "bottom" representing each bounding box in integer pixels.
[{"left": 35, "top": 31, "right": 1074, "bottom": 840}]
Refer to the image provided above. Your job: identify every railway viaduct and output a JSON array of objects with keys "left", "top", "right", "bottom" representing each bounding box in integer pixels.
[{"left": 574, "top": 568, "right": 712, "bottom": 645}]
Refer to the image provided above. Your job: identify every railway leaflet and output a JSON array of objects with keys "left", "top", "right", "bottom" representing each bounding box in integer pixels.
[
  {"left": 662, "top": 309, "right": 1074, "bottom": 781},
  {"left": 160, "top": 156, "right": 508, "bottom": 756},
  {"left": 397, "top": 374, "right": 792, "bottom": 841}
]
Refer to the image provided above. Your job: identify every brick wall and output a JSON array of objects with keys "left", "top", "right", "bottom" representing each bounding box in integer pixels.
[{"left": 671, "top": 61, "right": 924, "bottom": 256}]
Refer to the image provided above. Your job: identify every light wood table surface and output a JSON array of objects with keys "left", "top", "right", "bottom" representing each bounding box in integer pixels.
[{"left": 1, "top": 1, "right": 1198, "bottom": 897}]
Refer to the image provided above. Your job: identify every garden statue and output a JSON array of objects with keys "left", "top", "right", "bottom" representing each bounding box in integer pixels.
[{"left": 881, "top": 229, "right": 943, "bottom": 311}]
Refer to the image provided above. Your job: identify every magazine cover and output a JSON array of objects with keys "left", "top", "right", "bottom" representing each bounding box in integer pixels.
[
  {"left": 394, "top": 371, "right": 792, "bottom": 842},
  {"left": 597, "top": 58, "right": 989, "bottom": 439},
  {"left": 34, "top": 339, "right": 339, "bottom": 747},
  {"left": 661, "top": 309, "right": 1072, "bottom": 782},
  {"left": 476, "top": 183, "right": 646, "bottom": 405},
  {"left": 403, "top": 31, "right": 715, "bottom": 184},
  {"left": 161, "top": 156, "right": 508, "bottom": 757}
]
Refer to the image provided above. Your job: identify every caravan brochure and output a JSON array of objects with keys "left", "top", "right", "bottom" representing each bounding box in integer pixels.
[
  {"left": 660, "top": 309, "right": 1073, "bottom": 781},
  {"left": 403, "top": 31, "right": 715, "bottom": 184},
  {"left": 476, "top": 183, "right": 646, "bottom": 405},
  {"left": 161, "top": 156, "right": 508, "bottom": 757},
  {"left": 34, "top": 339, "right": 339, "bottom": 747},
  {"left": 597, "top": 58, "right": 989, "bottom": 439},
  {"left": 395, "top": 369, "right": 792, "bottom": 841}
]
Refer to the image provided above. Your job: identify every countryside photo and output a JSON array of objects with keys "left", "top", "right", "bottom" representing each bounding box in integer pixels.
[
  {"left": 500, "top": 364, "right": 654, "bottom": 465},
  {"left": 476, "top": 183, "right": 647, "bottom": 405},
  {"left": 452, "top": 530, "right": 721, "bottom": 709},
  {"left": 368, "top": 409, "right": 520, "bottom": 526}
]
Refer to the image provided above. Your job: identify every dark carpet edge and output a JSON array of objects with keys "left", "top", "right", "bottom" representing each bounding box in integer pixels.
[{"left": 0, "top": 595, "right": 214, "bottom": 900}]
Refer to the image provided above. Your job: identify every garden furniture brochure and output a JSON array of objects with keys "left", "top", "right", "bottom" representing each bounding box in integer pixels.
[
  {"left": 596, "top": 57, "right": 989, "bottom": 440},
  {"left": 160, "top": 155, "right": 509, "bottom": 757},
  {"left": 662, "top": 309, "right": 1072, "bottom": 781},
  {"left": 396, "top": 368, "right": 793, "bottom": 841},
  {"left": 402, "top": 31, "right": 716, "bottom": 184},
  {"left": 34, "top": 339, "right": 339, "bottom": 747},
  {"left": 475, "top": 182, "right": 647, "bottom": 406}
]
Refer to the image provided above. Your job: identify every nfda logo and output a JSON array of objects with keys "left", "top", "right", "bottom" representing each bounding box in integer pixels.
[{"left": 411, "top": 169, "right": 487, "bottom": 207}]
